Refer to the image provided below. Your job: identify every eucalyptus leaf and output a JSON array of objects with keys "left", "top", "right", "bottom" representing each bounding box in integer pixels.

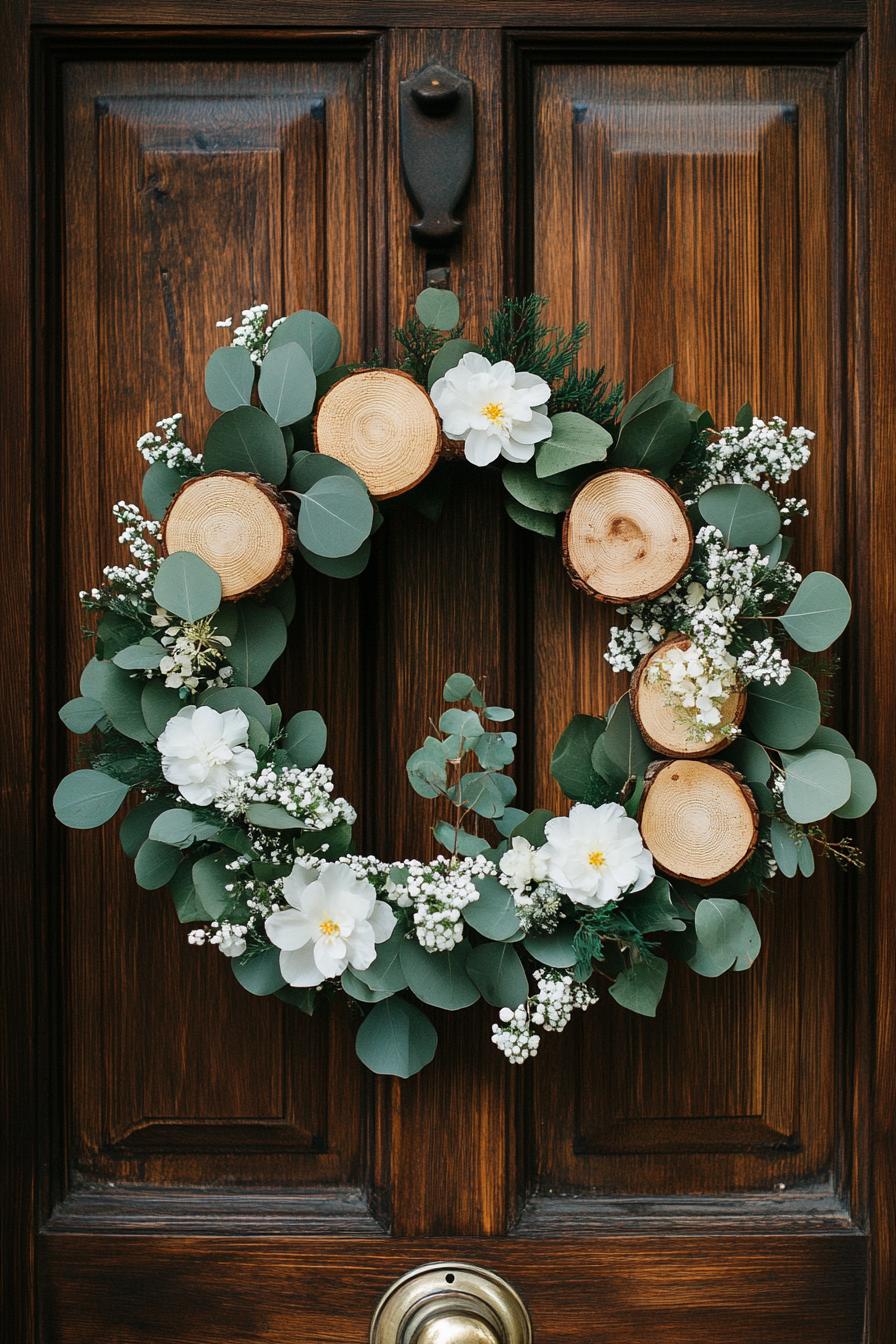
[
  {"left": 474, "top": 732, "right": 516, "bottom": 770},
  {"left": 523, "top": 925, "right": 578, "bottom": 968},
  {"left": 197, "top": 686, "right": 271, "bottom": 734},
  {"left": 267, "top": 309, "right": 341, "bottom": 374},
  {"left": 720, "top": 736, "right": 771, "bottom": 785},
  {"left": 415, "top": 287, "right": 460, "bottom": 330},
  {"left": 289, "top": 451, "right": 364, "bottom": 492},
  {"left": 204, "top": 404, "right": 288, "bottom": 484},
  {"left": 504, "top": 497, "right": 556, "bottom": 536},
  {"left": 466, "top": 942, "right": 528, "bottom": 1008},
  {"left": 698, "top": 482, "right": 781, "bottom": 548},
  {"left": 213, "top": 601, "right": 287, "bottom": 687},
  {"left": 134, "top": 838, "right": 181, "bottom": 890},
  {"left": 427, "top": 339, "right": 480, "bottom": 389},
  {"left": 53, "top": 769, "right": 129, "bottom": 830},
  {"left": 341, "top": 968, "right": 391, "bottom": 1003},
  {"left": 782, "top": 749, "right": 852, "bottom": 823},
  {"left": 535, "top": 412, "right": 612, "bottom": 478},
  {"left": 777, "top": 571, "right": 852, "bottom": 652},
  {"left": 284, "top": 711, "right": 327, "bottom": 768},
  {"left": 119, "top": 798, "right": 171, "bottom": 858},
  {"left": 802, "top": 725, "right": 855, "bottom": 758},
  {"left": 258, "top": 341, "right": 317, "bottom": 427},
  {"left": 602, "top": 694, "right": 652, "bottom": 779},
  {"left": 297, "top": 475, "right": 374, "bottom": 558},
  {"left": 465, "top": 875, "right": 521, "bottom": 941},
  {"left": 502, "top": 464, "right": 574, "bottom": 514},
  {"left": 510, "top": 808, "right": 554, "bottom": 848},
  {"left": 244, "top": 803, "right": 308, "bottom": 830},
  {"left": 232, "top": 947, "right": 286, "bottom": 997},
  {"left": 834, "top": 757, "right": 877, "bottom": 819},
  {"left": 609, "top": 952, "right": 668, "bottom": 1017},
  {"left": 443, "top": 673, "right": 476, "bottom": 702},
  {"left": 355, "top": 997, "right": 437, "bottom": 1078},
  {"left": 153, "top": 551, "right": 222, "bottom": 622},
  {"left": 59, "top": 695, "right": 105, "bottom": 734},
  {"left": 406, "top": 741, "right": 448, "bottom": 799},
  {"left": 432, "top": 822, "right": 490, "bottom": 856},
  {"left": 769, "top": 818, "right": 801, "bottom": 878},
  {"left": 192, "top": 853, "right": 235, "bottom": 918},
  {"left": 79, "top": 658, "right": 153, "bottom": 743},
  {"left": 299, "top": 539, "right": 371, "bottom": 579},
  {"left": 551, "top": 714, "right": 605, "bottom": 802},
  {"left": 142, "top": 461, "right": 183, "bottom": 520},
  {"left": 746, "top": 668, "right": 821, "bottom": 750},
  {"left": 169, "top": 864, "right": 206, "bottom": 923},
  {"left": 439, "top": 708, "right": 484, "bottom": 739},
  {"left": 693, "top": 898, "right": 761, "bottom": 975},
  {"left": 623, "top": 878, "right": 686, "bottom": 934},
  {"left": 399, "top": 939, "right": 480, "bottom": 1010},
  {"left": 112, "top": 639, "right": 165, "bottom": 671},
  {"left": 354, "top": 925, "right": 408, "bottom": 994},
  {"left": 204, "top": 344, "right": 254, "bottom": 411},
  {"left": 276, "top": 985, "right": 319, "bottom": 1014},
  {"left": 140, "top": 682, "right": 184, "bottom": 738}
]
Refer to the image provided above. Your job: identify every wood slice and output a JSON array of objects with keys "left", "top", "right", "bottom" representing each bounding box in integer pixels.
[
  {"left": 631, "top": 634, "right": 747, "bottom": 759},
  {"left": 161, "top": 470, "right": 294, "bottom": 601},
  {"left": 638, "top": 758, "right": 759, "bottom": 886},
  {"left": 314, "top": 368, "right": 442, "bottom": 499},
  {"left": 562, "top": 468, "right": 693, "bottom": 602}
]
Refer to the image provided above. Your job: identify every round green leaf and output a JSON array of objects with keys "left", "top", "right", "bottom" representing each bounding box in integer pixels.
[
  {"left": 53, "top": 769, "right": 129, "bottom": 830},
  {"left": 58, "top": 695, "right": 105, "bottom": 734},
  {"left": 268, "top": 310, "right": 342, "bottom": 374},
  {"left": 609, "top": 952, "right": 668, "bottom": 1016},
  {"left": 134, "top": 838, "right": 181, "bottom": 890},
  {"left": 258, "top": 341, "right": 317, "bottom": 427},
  {"left": 720, "top": 736, "right": 771, "bottom": 785},
  {"left": 153, "top": 551, "right": 222, "bottom": 622},
  {"left": 341, "top": 968, "right": 391, "bottom": 1003},
  {"left": 213, "top": 601, "right": 287, "bottom": 687},
  {"left": 192, "top": 853, "right": 234, "bottom": 918},
  {"left": 693, "top": 898, "right": 761, "bottom": 974},
  {"left": 602, "top": 694, "right": 652, "bottom": 779},
  {"left": 112, "top": 639, "right": 165, "bottom": 670},
  {"left": 142, "top": 462, "right": 183, "bottom": 520},
  {"left": 232, "top": 946, "right": 286, "bottom": 997},
  {"left": 355, "top": 997, "right": 437, "bottom": 1078},
  {"left": 79, "top": 658, "right": 153, "bottom": 743},
  {"left": 504, "top": 496, "right": 556, "bottom": 537},
  {"left": 698, "top": 482, "right": 781, "bottom": 548},
  {"left": 523, "top": 927, "right": 578, "bottom": 968},
  {"left": 204, "top": 405, "right": 288, "bottom": 484},
  {"left": 802, "top": 725, "right": 855, "bottom": 758},
  {"left": 298, "top": 538, "right": 372, "bottom": 579},
  {"left": 550, "top": 714, "right": 605, "bottom": 802},
  {"left": 777, "top": 571, "right": 852, "bottom": 652},
  {"left": 834, "top": 757, "right": 877, "bottom": 819},
  {"left": 427, "top": 338, "right": 481, "bottom": 389},
  {"left": 284, "top": 710, "right": 327, "bottom": 767},
  {"left": 399, "top": 939, "right": 480, "bottom": 1010},
  {"left": 141, "top": 682, "right": 184, "bottom": 738},
  {"left": 297, "top": 475, "right": 374, "bottom": 558},
  {"left": 503, "top": 464, "right": 573, "bottom": 514},
  {"left": 353, "top": 925, "right": 408, "bottom": 994},
  {"left": 746, "top": 667, "right": 821, "bottom": 750},
  {"left": 289, "top": 451, "right": 365, "bottom": 492},
  {"left": 782, "top": 749, "right": 852, "bottom": 823},
  {"left": 415, "top": 287, "right": 460, "bottom": 331},
  {"left": 535, "top": 412, "right": 612, "bottom": 479},
  {"left": 204, "top": 344, "right": 255, "bottom": 411},
  {"left": 464, "top": 875, "right": 522, "bottom": 941},
  {"left": 197, "top": 686, "right": 271, "bottom": 734},
  {"left": 119, "top": 798, "right": 171, "bottom": 857},
  {"left": 466, "top": 942, "right": 528, "bottom": 1008}
]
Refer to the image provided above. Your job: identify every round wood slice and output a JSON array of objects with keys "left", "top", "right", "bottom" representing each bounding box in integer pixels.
[
  {"left": 314, "top": 368, "right": 442, "bottom": 499},
  {"left": 161, "top": 470, "right": 294, "bottom": 601},
  {"left": 562, "top": 468, "right": 693, "bottom": 603},
  {"left": 631, "top": 634, "right": 747, "bottom": 759},
  {"left": 638, "top": 759, "right": 759, "bottom": 886}
]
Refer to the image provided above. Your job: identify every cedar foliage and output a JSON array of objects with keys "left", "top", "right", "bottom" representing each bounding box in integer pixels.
[{"left": 393, "top": 314, "right": 462, "bottom": 384}]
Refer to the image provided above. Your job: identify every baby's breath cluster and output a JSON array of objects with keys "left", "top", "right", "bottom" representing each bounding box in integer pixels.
[
  {"left": 218, "top": 762, "right": 357, "bottom": 831},
  {"left": 217, "top": 303, "right": 283, "bottom": 365},
  {"left": 681, "top": 416, "right": 814, "bottom": 505},
  {"left": 389, "top": 854, "right": 494, "bottom": 952},
  {"left": 491, "top": 970, "right": 598, "bottom": 1063},
  {"left": 80, "top": 501, "right": 161, "bottom": 610},
  {"left": 137, "top": 412, "right": 202, "bottom": 471}
]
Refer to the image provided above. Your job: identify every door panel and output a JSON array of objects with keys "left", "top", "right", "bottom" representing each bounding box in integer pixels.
[
  {"left": 526, "top": 60, "right": 842, "bottom": 1198},
  {"left": 14, "top": 8, "right": 885, "bottom": 1343},
  {"left": 59, "top": 55, "right": 375, "bottom": 1192}
]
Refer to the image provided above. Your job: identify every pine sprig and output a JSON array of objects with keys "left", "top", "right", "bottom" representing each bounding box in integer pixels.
[
  {"left": 481, "top": 294, "right": 586, "bottom": 385},
  {"left": 552, "top": 365, "right": 624, "bottom": 426},
  {"left": 393, "top": 314, "right": 462, "bottom": 385}
]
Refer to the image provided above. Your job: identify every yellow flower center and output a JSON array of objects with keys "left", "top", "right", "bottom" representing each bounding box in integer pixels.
[
  {"left": 588, "top": 850, "right": 606, "bottom": 869},
  {"left": 319, "top": 918, "right": 339, "bottom": 937},
  {"left": 481, "top": 401, "right": 505, "bottom": 424}
]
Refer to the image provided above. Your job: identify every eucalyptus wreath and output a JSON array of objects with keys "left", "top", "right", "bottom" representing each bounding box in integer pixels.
[{"left": 54, "top": 289, "right": 876, "bottom": 1078}]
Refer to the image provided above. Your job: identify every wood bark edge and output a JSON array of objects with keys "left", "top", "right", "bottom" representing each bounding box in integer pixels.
[
  {"left": 630, "top": 633, "right": 747, "bottom": 759},
  {"left": 161, "top": 469, "right": 295, "bottom": 602},
  {"left": 638, "top": 757, "right": 759, "bottom": 886},
  {"left": 561, "top": 467, "right": 693, "bottom": 603},
  {"left": 313, "top": 367, "right": 443, "bottom": 500}
]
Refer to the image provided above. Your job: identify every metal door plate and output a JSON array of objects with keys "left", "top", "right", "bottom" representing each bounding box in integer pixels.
[{"left": 370, "top": 1262, "right": 531, "bottom": 1344}]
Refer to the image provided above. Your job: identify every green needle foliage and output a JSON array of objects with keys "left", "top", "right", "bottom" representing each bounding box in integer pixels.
[{"left": 394, "top": 313, "right": 463, "bottom": 385}]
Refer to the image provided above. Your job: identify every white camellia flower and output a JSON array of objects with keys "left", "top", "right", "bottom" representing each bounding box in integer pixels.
[
  {"left": 156, "top": 705, "right": 257, "bottom": 807},
  {"left": 430, "top": 352, "right": 552, "bottom": 466},
  {"left": 499, "top": 835, "right": 549, "bottom": 892},
  {"left": 541, "top": 802, "right": 654, "bottom": 908},
  {"left": 265, "top": 861, "right": 397, "bottom": 986}
]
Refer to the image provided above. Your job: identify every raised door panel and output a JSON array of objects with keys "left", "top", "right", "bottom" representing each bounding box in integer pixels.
[
  {"left": 523, "top": 60, "right": 847, "bottom": 1197},
  {"left": 57, "top": 54, "right": 380, "bottom": 1190}
]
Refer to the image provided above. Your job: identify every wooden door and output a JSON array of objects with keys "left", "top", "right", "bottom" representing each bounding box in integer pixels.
[{"left": 4, "top": 2, "right": 894, "bottom": 1341}]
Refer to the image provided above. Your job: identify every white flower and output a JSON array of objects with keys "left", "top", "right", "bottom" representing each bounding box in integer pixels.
[
  {"left": 541, "top": 802, "right": 654, "bottom": 908},
  {"left": 265, "top": 861, "right": 397, "bottom": 986},
  {"left": 430, "top": 352, "right": 552, "bottom": 466},
  {"left": 156, "top": 705, "right": 257, "bottom": 806},
  {"left": 499, "top": 836, "right": 549, "bottom": 892}
]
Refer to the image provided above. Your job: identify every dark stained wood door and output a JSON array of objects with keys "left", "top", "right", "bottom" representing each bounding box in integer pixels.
[{"left": 3, "top": 2, "right": 894, "bottom": 1341}]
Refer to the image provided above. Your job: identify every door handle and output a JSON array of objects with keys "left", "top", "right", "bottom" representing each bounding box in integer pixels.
[
  {"left": 399, "top": 63, "right": 474, "bottom": 248},
  {"left": 371, "top": 1263, "right": 531, "bottom": 1344}
]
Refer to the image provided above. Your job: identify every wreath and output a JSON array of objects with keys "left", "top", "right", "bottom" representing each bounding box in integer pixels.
[{"left": 54, "top": 290, "right": 877, "bottom": 1078}]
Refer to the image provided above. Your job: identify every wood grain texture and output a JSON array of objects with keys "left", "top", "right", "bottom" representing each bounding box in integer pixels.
[
  {"left": 525, "top": 58, "right": 846, "bottom": 1202},
  {"left": 41, "top": 1233, "right": 866, "bottom": 1343},
  {"left": 0, "top": 1, "right": 35, "bottom": 1340}
]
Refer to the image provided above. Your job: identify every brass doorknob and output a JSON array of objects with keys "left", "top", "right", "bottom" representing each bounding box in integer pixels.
[{"left": 370, "top": 1264, "right": 531, "bottom": 1344}]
